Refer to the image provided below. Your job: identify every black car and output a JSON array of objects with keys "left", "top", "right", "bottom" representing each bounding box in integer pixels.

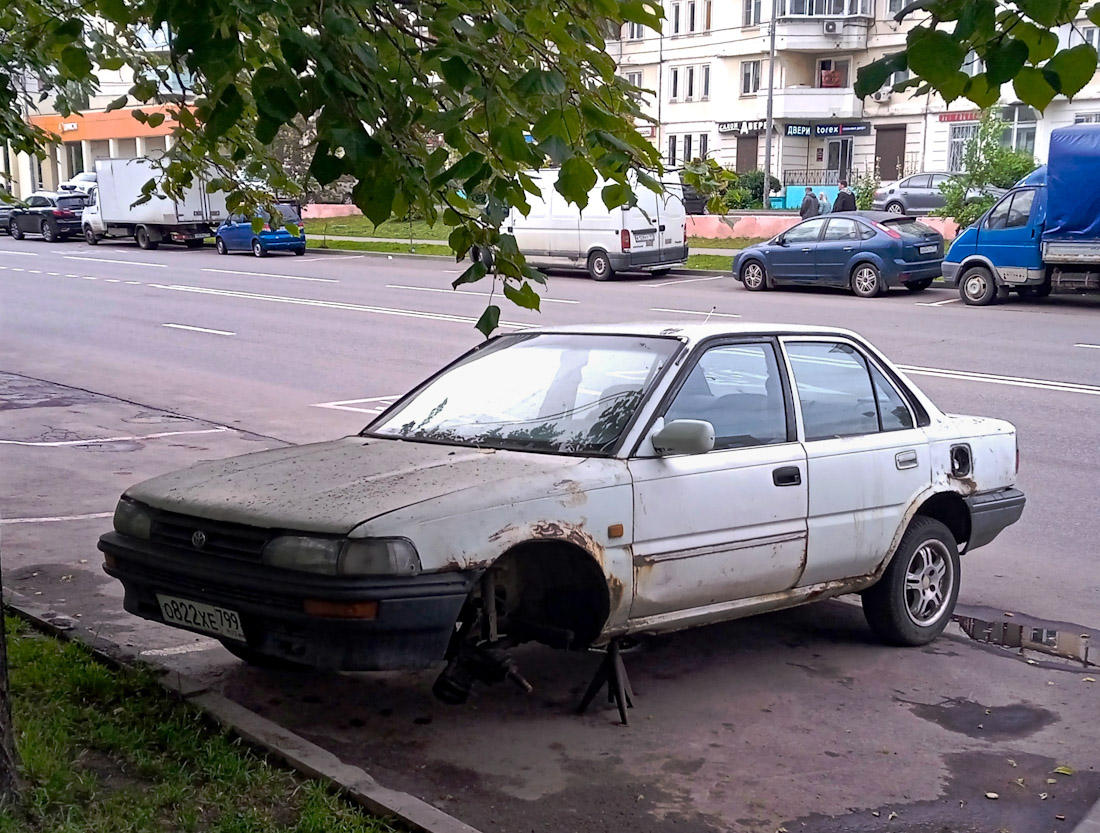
[
  {"left": 8, "top": 191, "right": 89, "bottom": 242},
  {"left": 0, "top": 193, "right": 22, "bottom": 235}
]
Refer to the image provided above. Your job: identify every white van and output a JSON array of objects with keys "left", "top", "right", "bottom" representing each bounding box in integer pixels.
[{"left": 505, "top": 169, "right": 688, "bottom": 280}]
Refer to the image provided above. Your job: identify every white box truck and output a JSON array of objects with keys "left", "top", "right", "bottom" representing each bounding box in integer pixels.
[{"left": 81, "top": 158, "right": 229, "bottom": 250}]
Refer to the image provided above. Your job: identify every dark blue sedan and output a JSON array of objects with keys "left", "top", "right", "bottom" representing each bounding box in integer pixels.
[
  {"left": 732, "top": 211, "right": 944, "bottom": 297},
  {"left": 214, "top": 204, "right": 306, "bottom": 257}
]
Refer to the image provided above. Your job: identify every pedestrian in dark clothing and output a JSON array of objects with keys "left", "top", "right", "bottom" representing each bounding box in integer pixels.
[
  {"left": 799, "top": 187, "right": 819, "bottom": 219},
  {"left": 833, "top": 180, "right": 857, "bottom": 212}
]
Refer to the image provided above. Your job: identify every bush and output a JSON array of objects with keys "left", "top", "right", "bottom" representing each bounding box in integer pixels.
[
  {"left": 852, "top": 171, "right": 880, "bottom": 211},
  {"left": 738, "top": 169, "right": 781, "bottom": 203},
  {"left": 681, "top": 158, "right": 740, "bottom": 215}
]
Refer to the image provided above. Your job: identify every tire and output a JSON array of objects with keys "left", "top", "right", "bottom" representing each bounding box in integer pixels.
[
  {"left": 41, "top": 220, "right": 56, "bottom": 242},
  {"left": 587, "top": 249, "right": 613, "bottom": 281},
  {"left": 135, "top": 227, "right": 159, "bottom": 250},
  {"left": 215, "top": 236, "right": 228, "bottom": 255},
  {"left": 84, "top": 226, "right": 99, "bottom": 245},
  {"left": 252, "top": 239, "right": 266, "bottom": 258},
  {"left": 959, "top": 266, "right": 998, "bottom": 305},
  {"left": 649, "top": 267, "right": 671, "bottom": 276},
  {"left": 9, "top": 220, "right": 23, "bottom": 240},
  {"left": 904, "top": 277, "right": 934, "bottom": 292},
  {"left": 219, "top": 640, "right": 309, "bottom": 670},
  {"left": 293, "top": 247, "right": 306, "bottom": 256},
  {"left": 862, "top": 517, "right": 960, "bottom": 647},
  {"left": 184, "top": 239, "right": 203, "bottom": 249},
  {"left": 740, "top": 259, "right": 768, "bottom": 291},
  {"left": 885, "top": 201, "right": 905, "bottom": 214},
  {"left": 851, "top": 263, "right": 884, "bottom": 297}
]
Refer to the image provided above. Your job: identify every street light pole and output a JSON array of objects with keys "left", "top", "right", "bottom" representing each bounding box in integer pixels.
[{"left": 762, "top": 1, "right": 778, "bottom": 210}]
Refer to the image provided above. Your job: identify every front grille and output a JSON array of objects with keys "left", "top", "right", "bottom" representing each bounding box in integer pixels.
[{"left": 149, "top": 511, "right": 271, "bottom": 563}]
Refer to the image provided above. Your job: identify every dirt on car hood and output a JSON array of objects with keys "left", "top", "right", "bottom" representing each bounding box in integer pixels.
[{"left": 124, "top": 436, "right": 583, "bottom": 534}]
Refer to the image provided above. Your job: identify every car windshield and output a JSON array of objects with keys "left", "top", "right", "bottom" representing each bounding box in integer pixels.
[
  {"left": 259, "top": 205, "right": 301, "bottom": 223},
  {"left": 57, "top": 195, "right": 88, "bottom": 209},
  {"left": 882, "top": 218, "right": 936, "bottom": 238},
  {"left": 367, "top": 333, "right": 680, "bottom": 455}
]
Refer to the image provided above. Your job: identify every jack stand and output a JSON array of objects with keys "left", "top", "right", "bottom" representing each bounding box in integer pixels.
[{"left": 576, "top": 638, "right": 634, "bottom": 726}]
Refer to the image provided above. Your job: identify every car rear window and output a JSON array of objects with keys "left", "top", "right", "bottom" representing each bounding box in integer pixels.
[
  {"left": 881, "top": 219, "right": 936, "bottom": 238},
  {"left": 57, "top": 195, "right": 88, "bottom": 210}
]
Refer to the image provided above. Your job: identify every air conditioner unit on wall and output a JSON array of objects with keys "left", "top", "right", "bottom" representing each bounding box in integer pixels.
[
  {"left": 823, "top": 20, "right": 839, "bottom": 34},
  {"left": 871, "top": 89, "right": 892, "bottom": 103}
]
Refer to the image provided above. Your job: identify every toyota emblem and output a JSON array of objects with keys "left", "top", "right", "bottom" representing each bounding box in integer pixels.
[{"left": 191, "top": 530, "right": 207, "bottom": 549}]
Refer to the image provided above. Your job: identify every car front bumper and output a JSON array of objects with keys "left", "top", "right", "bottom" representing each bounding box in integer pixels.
[
  {"left": 965, "top": 488, "right": 1026, "bottom": 552},
  {"left": 99, "top": 532, "right": 477, "bottom": 671},
  {"left": 942, "top": 261, "right": 961, "bottom": 284}
]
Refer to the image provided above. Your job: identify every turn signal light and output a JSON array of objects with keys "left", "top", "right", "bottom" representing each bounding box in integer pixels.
[{"left": 303, "top": 599, "right": 379, "bottom": 619}]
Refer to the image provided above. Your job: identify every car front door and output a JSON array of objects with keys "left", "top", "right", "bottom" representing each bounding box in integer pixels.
[
  {"left": 814, "top": 218, "right": 863, "bottom": 284},
  {"left": 20, "top": 196, "right": 48, "bottom": 233},
  {"left": 628, "top": 340, "right": 808, "bottom": 620},
  {"left": 900, "top": 174, "right": 931, "bottom": 212},
  {"left": 768, "top": 218, "right": 826, "bottom": 283},
  {"left": 782, "top": 338, "right": 929, "bottom": 585},
  {"left": 223, "top": 215, "right": 247, "bottom": 249},
  {"left": 974, "top": 188, "right": 1042, "bottom": 278}
]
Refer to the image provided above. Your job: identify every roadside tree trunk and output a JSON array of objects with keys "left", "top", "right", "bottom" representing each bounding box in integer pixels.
[{"left": 0, "top": 565, "right": 20, "bottom": 806}]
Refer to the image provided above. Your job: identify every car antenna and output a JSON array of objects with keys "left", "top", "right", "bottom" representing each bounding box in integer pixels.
[{"left": 703, "top": 306, "right": 717, "bottom": 323}]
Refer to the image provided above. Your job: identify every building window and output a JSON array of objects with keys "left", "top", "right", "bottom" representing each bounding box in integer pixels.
[
  {"left": 671, "top": 0, "right": 711, "bottom": 34},
  {"left": 700, "top": 132, "right": 709, "bottom": 159},
  {"left": 780, "top": 0, "right": 871, "bottom": 16},
  {"left": 625, "top": 21, "right": 645, "bottom": 39},
  {"left": 818, "top": 57, "right": 851, "bottom": 87},
  {"left": 887, "top": 0, "right": 904, "bottom": 14},
  {"left": 744, "top": 0, "right": 762, "bottom": 26},
  {"left": 703, "top": 65, "right": 711, "bottom": 99},
  {"left": 672, "top": 63, "right": 710, "bottom": 100},
  {"left": 669, "top": 133, "right": 711, "bottom": 163},
  {"left": 1001, "top": 104, "right": 1037, "bottom": 155},
  {"left": 1082, "top": 27, "right": 1099, "bottom": 49},
  {"left": 962, "top": 49, "right": 984, "bottom": 77},
  {"left": 742, "top": 60, "right": 761, "bottom": 95},
  {"left": 669, "top": 135, "right": 678, "bottom": 166},
  {"left": 626, "top": 70, "right": 642, "bottom": 88},
  {"left": 684, "top": 134, "right": 693, "bottom": 162},
  {"left": 672, "top": 2, "right": 681, "bottom": 34},
  {"left": 949, "top": 122, "right": 979, "bottom": 172},
  {"left": 670, "top": 66, "right": 679, "bottom": 100},
  {"left": 888, "top": 67, "right": 910, "bottom": 89},
  {"left": 1075, "top": 113, "right": 1100, "bottom": 124}
]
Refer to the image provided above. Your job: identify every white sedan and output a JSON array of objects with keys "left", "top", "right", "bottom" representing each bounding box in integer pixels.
[{"left": 101, "top": 323, "right": 1024, "bottom": 702}]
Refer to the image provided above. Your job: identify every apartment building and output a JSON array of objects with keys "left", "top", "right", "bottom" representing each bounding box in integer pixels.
[{"left": 612, "top": 0, "right": 1100, "bottom": 205}]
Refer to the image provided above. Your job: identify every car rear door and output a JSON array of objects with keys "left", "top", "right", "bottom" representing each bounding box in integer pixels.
[
  {"left": 658, "top": 182, "right": 687, "bottom": 263},
  {"left": 901, "top": 174, "right": 931, "bottom": 212},
  {"left": 768, "top": 218, "right": 826, "bottom": 282},
  {"left": 814, "top": 218, "right": 863, "bottom": 284}
]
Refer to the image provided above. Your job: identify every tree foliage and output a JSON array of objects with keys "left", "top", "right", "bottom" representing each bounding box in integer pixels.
[
  {"left": 856, "top": 1, "right": 1100, "bottom": 112},
  {"left": 0, "top": 0, "right": 665, "bottom": 331},
  {"left": 681, "top": 157, "right": 741, "bottom": 215}
]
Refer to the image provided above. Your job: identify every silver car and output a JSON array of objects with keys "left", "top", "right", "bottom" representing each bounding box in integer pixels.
[{"left": 873, "top": 172, "right": 1006, "bottom": 215}]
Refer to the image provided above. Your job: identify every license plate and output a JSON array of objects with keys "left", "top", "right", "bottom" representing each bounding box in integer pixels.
[
  {"left": 635, "top": 232, "right": 655, "bottom": 244},
  {"left": 157, "top": 594, "right": 245, "bottom": 641},
  {"left": 919, "top": 244, "right": 938, "bottom": 255}
]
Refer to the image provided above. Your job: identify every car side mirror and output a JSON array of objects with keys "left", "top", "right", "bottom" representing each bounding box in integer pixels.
[
  {"left": 775, "top": 235, "right": 787, "bottom": 246},
  {"left": 651, "top": 419, "right": 715, "bottom": 456}
]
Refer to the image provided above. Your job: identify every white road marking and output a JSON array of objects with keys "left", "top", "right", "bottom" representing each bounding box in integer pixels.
[
  {"left": 201, "top": 267, "right": 337, "bottom": 283},
  {"left": 1075, "top": 343, "right": 1100, "bottom": 350},
  {"left": 1, "top": 511, "right": 113, "bottom": 525},
  {"left": 311, "top": 395, "right": 401, "bottom": 415},
  {"left": 0, "top": 250, "right": 38, "bottom": 256},
  {"left": 65, "top": 273, "right": 79, "bottom": 278},
  {"left": 47, "top": 272, "right": 60, "bottom": 276},
  {"left": 104, "top": 279, "right": 121, "bottom": 283},
  {"left": 0, "top": 427, "right": 230, "bottom": 447},
  {"left": 298, "top": 254, "right": 364, "bottom": 262},
  {"left": 147, "top": 283, "right": 532, "bottom": 329},
  {"left": 896, "top": 364, "right": 1100, "bottom": 397},
  {"left": 162, "top": 323, "right": 236, "bottom": 336},
  {"left": 124, "top": 280, "right": 142, "bottom": 285},
  {"left": 641, "top": 274, "right": 728, "bottom": 287},
  {"left": 81, "top": 276, "right": 97, "bottom": 280},
  {"left": 916, "top": 297, "right": 961, "bottom": 307},
  {"left": 63, "top": 255, "right": 166, "bottom": 268},
  {"left": 386, "top": 283, "right": 579, "bottom": 305},
  {"left": 28, "top": 269, "right": 42, "bottom": 274},
  {"left": 141, "top": 640, "right": 220, "bottom": 657},
  {"left": 650, "top": 307, "right": 741, "bottom": 318},
  {"left": 11, "top": 268, "right": 24, "bottom": 272}
]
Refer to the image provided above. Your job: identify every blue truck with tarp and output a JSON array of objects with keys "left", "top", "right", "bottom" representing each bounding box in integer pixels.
[{"left": 942, "top": 124, "right": 1100, "bottom": 305}]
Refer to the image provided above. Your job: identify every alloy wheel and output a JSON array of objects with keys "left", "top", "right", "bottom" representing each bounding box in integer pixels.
[{"left": 903, "top": 539, "right": 953, "bottom": 626}]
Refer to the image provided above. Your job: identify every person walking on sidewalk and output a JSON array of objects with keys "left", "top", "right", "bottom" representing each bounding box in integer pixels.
[
  {"left": 833, "top": 180, "right": 857, "bottom": 212},
  {"left": 800, "top": 187, "right": 820, "bottom": 220},
  {"left": 818, "top": 191, "right": 832, "bottom": 214}
]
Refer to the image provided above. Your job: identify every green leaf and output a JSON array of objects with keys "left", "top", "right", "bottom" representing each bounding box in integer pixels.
[
  {"left": 1016, "top": 0, "right": 1059, "bottom": 26},
  {"left": 954, "top": 0, "right": 996, "bottom": 42},
  {"left": 453, "top": 261, "right": 487, "bottom": 287},
  {"left": 352, "top": 174, "right": 395, "bottom": 226},
  {"left": 104, "top": 95, "right": 129, "bottom": 113},
  {"left": 205, "top": 84, "right": 244, "bottom": 140},
  {"left": 537, "top": 135, "right": 571, "bottom": 165},
  {"left": 475, "top": 304, "right": 501, "bottom": 338},
  {"left": 60, "top": 46, "right": 93, "bottom": 78},
  {"left": 1089, "top": 3, "right": 1100, "bottom": 27},
  {"left": 441, "top": 152, "right": 486, "bottom": 186},
  {"left": 1045, "top": 45, "right": 1099, "bottom": 99},
  {"left": 1013, "top": 66, "right": 1057, "bottom": 110},
  {"left": 555, "top": 156, "right": 597, "bottom": 209},
  {"left": 53, "top": 19, "right": 84, "bottom": 42},
  {"left": 1014, "top": 23, "right": 1059, "bottom": 64},
  {"left": 907, "top": 28, "right": 964, "bottom": 86},
  {"left": 984, "top": 39, "right": 1029, "bottom": 85},
  {"left": 439, "top": 57, "right": 477, "bottom": 91},
  {"left": 963, "top": 74, "right": 1001, "bottom": 108},
  {"left": 252, "top": 67, "right": 298, "bottom": 123},
  {"left": 98, "top": 0, "right": 128, "bottom": 23},
  {"left": 146, "top": 112, "right": 166, "bottom": 128},
  {"left": 936, "top": 71, "right": 970, "bottom": 104},
  {"left": 251, "top": 217, "right": 265, "bottom": 233},
  {"left": 503, "top": 281, "right": 541, "bottom": 311},
  {"left": 513, "top": 68, "right": 567, "bottom": 97},
  {"left": 492, "top": 124, "right": 534, "bottom": 164},
  {"left": 601, "top": 181, "right": 633, "bottom": 210},
  {"left": 855, "top": 53, "right": 902, "bottom": 97}
]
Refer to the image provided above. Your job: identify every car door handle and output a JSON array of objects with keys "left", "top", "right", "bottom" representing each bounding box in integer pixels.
[
  {"left": 895, "top": 450, "right": 919, "bottom": 470},
  {"left": 773, "top": 466, "right": 802, "bottom": 487},
  {"left": 843, "top": 246, "right": 854, "bottom": 251},
  {"left": 801, "top": 247, "right": 812, "bottom": 252},
  {"left": 659, "top": 224, "right": 666, "bottom": 231}
]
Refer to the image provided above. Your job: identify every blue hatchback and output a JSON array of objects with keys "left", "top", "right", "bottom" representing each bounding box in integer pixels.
[
  {"left": 732, "top": 211, "right": 944, "bottom": 297},
  {"left": 215, "top": 204, "right": 306, "bottom": 257}
]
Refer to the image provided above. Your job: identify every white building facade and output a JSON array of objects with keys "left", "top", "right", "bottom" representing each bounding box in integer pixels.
[{"left": 611, "top": 1, "right": 1100, "bottom": 206}]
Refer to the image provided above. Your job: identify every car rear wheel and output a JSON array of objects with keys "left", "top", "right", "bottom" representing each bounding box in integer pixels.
[
  {"left": 41, "top": 220, "right": 56, "bottom": 242},
  {"left": 215, "top": 236, "right": 228, "bottom": 255},
  {"left": 851, "top": 263, "right": 884, "bottom": 297},
  {"left": 219, "top": 639, "right": 309, "bottom": 670},
  {"left": 135, "top": 226, "right": 159, "bottom": 250},
  {"left": 740, "top": 260, "right": 768, "bottom": 291},
  {"left": 862, "top": 517, "right": 960, "bottom": 646},
  {"left": 587, "top": 249, "right": 613, "bottom": 281},
  {"left": 184, "top": 239, "right": 203, "bottom": 249},
  {"left": 885, "top": 201, "right": 904, "bottom": 214},
  {"left": 293, "top": 247, "right": 306, "bottom": 256},
  {"left": 959, "top": 266, "right": 998, "bottom": 305},
  {"left": 904, "top": 278, "right": 934, "bottom": 292},
  {"left": 9, "top": 220, "right": 23, "bottom": 240},
  {"left": 84, "top": 226, "right": 99, "bottom": 245},
  {"left": 252, "top": 239, "right": 266, "bottom": 258}
]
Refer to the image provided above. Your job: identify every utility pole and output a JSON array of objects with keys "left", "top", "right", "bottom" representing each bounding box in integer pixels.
[{"left": 762, "top": 1, "right": 778, "bottom": 210}]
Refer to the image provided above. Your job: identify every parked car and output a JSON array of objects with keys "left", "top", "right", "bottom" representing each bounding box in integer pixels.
[
  {"left": 214, "top": 204, "right": 306, "bottom": 257},
  {"left": 872, "top": 172, "right": 1006, "bottom": 215},
  {"left": 733, "top": 211, "right": 944, "bottom": 297},
  {"left": 0, "top": 194, "right": 24, "bottom": 234},
  {"left": 100, "top": 323, "right": 1024, "bottom": 704},
  {"left": 8, "top": 191, "right": 89, "bottom": 241},
  {"left": 59, "top": 171, "right": 97, "bottom": 194}
]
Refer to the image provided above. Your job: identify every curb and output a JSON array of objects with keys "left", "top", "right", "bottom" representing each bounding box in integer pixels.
[
  {"left": 1, "top": 587, "right": 482, "bottom": 833},
  {"left": 1075, "top": 800, "right": 1100, "bottom": 833}
]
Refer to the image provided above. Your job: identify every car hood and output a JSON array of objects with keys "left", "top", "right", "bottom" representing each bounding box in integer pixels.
[{"left": 125, "top": 436, "right": 585, "bottom": 534}]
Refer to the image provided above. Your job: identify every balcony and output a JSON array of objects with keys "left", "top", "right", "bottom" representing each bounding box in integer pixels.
[
  {"left": 769, "top": 86, "right": 862, "bottom": 120},
  {"left": 774, "top": 0, "right": 872, "bottom": 52}
]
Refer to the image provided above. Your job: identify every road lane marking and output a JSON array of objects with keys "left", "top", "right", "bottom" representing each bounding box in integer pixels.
[
  {"left": 29, "top": 269, "right": 41, "bottom": 274},
  {"left": 63, "top": 255, "right": 166, "bottom": 268},
  {"left": 124, "top": 280, "right": 142, "bottom": 285},
  {"left": 1076, "top": 344, "right": 1100, "bottom": 350},
  {"left": 11, "top": 268, "right": 24, "bottom": 272},
  {"left": 385, "top": 283, "right": 579, "bottom": 305},
  {"left": 1, "top": 511, "right": 114, "bottom": 525},
  {"left": 104, "top": 279, "right": 121, "bottom": 283},
  {"left": 0, "top": 250, "right": 38, "bottom": 256},
  {"left": 896, "top": 364, "right": 1100, "bottom": 397},
  {"left": 311, "top": 395, "right": 401, "bottom": 415},
  {"left": 202, "top": 267, "right": 337, "bottom": 283},
  {"left": 641, "top": 274, "right": 727, "bottom": 287},
  {"left": 650, "top": 307, "right": 741, "bottom": 318},
  {"left": 81, "top": 276, "right": 97, "bottom": 280},
  {"left": 0, "top": 427, "right": 231, "bottom": 447},
  {"left": 298, "top": 254, "right": 364, "bottom": 262},
  {"left": 141, "top": 640, "right": 220, "bottom": 657},
  {"left": 65, "top": 273, "right": 79, "bottom": 277},
  {"left": 47, "top": 272, "right": 60, "bottom": 276},
  {"left": 147, "top": 283, "right": 532, "bottom": 329},
  {"left": 162, "top": 323, "right": 236, "bottom": 336},
  {"left": 916, "top": 297, "right": 961, "bottom": 307}
]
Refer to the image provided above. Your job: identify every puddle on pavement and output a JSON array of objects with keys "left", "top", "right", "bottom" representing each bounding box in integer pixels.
[{"left": 951, "top": 608, "right": 1095, "bottom": 668}]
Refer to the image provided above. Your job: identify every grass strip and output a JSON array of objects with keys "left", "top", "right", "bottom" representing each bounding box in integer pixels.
[
  {"left": 304, "top": 217, "right": 449, "bottom": 241},
  {"left": 0, "top": 617, "right": 401, "bottom": 833}
]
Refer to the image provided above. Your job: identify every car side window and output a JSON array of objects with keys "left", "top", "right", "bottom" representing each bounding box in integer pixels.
[
  {"left": 786, "top": 341, "right": 887, "bottom": 440},
  {"left": 664, "top": 343, "right": 788, "bottom": 451},
  {"left": 1005, "top": 190, "right": 1035, "bottom": 229},
  {"left": 859, "top": 224, "right": 876, "bottom": 240},
  {"left": 931, "top": 174, "right": 950, "bottom": 188},
  {"left": 27, "top": 196, "right": 47, "bottom": 208},
  {"left": 870, "top": 364, "right": 914, "bottom": 431},
  {"left": 784, "top": 218, "right": 826, "bottom": 245},
  {"left": 906, "top": 174, "right": 931, "bottom": 189},
  {"left": 986, "top": 193, "right": 1013, "bottom": 230},
  {"left": 823, "top": 218, "right": 860, "bottom": 241}
]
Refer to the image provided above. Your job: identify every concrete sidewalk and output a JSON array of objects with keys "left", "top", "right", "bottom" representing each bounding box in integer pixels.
[{"left": 309, "top": 234, "right": 745, "bottom": 258}]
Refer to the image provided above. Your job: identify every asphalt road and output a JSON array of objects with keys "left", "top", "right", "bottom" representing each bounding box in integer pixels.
[{"left": 2, "top": 236, "right": 1099, "bottom": 832}]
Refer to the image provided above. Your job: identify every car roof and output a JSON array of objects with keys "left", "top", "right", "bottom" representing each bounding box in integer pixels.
[{"left": 528, "top": 321, "right": 865, "bottom": 343}]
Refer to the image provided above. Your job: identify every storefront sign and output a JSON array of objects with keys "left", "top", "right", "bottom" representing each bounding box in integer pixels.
[
  {"left": 59, "top": 122, "right": 78, "bottom": 132},
  {"left": 939, "top": 111, "right": 980, "bottom": 122},
  {"left": 813, "top": 122, "right": 871, "bottom": 137},
  {"left": 785, "top": 123, "right": 812, "bottom": 137},
  {"left": 717, "top": 119, "right": 766, "bottom": 135}
]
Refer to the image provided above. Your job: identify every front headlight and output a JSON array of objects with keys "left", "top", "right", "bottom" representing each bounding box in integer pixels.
[
  {"left": 262, "top": 536, "right": 421, "bottom": 576},
  {"left": 113, "top": 497, "right": 153, "bottom": 540}
]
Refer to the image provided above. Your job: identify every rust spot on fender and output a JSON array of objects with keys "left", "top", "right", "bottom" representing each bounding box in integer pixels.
[
  {"left": 953, "top": 475, "right": 978, "bottom": 495},
  {"left": 552, "top": 479, "right": 588, "bottom": 507},
  {"left": 531, "top": 520, "right": 605, "bottom": 566},
  {"left": 488, "top": 523, "right": 518, "bottom": 544}
]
